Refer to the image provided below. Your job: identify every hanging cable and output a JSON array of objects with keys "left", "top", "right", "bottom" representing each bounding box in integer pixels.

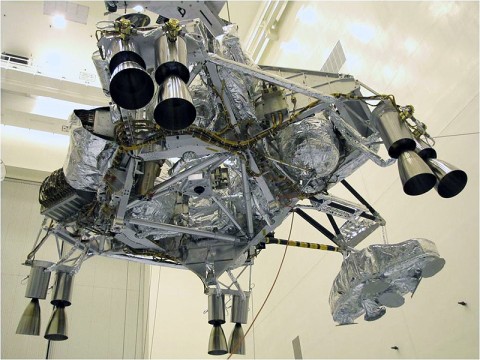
[
  {"left": 134, "top": 264, "right": 142, "bottom": 358},
  {"left": 149, "top": 268, "right": 162, "bottom": 358},
  {"left": 45, "top": 339, "right": 52, "bottom": 359},
  {"left": 143, "top": 266, "right": 152, "bottom": 358},
  {"left": 122, "top": 262, "right": 129, "bottom": 359},
  {"left": 227, "top": 213, "right": 295, "bottom": 358}
]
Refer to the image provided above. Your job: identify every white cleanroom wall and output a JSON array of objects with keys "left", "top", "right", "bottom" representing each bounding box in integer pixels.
[{"left": 1, "top": 179, "right": 148, "bottom": 359}]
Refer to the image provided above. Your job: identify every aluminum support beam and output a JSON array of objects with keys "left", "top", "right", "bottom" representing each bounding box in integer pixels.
[{"left": 128, "top": 219, "right": 238, "bottom": 242}]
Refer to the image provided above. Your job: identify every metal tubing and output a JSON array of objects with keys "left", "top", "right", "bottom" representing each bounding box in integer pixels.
[
  {"left": 207, "top": 54, "right": 336, "bottom": 104},
  {"left": 54, "top": 229, "right": 95, "bottom": 254},
  {"left": 128, "top": 219, "right": 238, "bottom": 242},
  {"left": 208, "top": 293, "right": 226, "bottom": 324},
  {"left": 154, "top": 75, "right": 196, "bottom": 130},
  {"left": 25, "top": 264, "right": 52, "bottom": 299},
  {"left": 240, "top": 160, "right": 254, "bottom": 237},
  {"left": 105, "top": 253, "right": 187, "bottom": 269},
  {"left": 371, "top": 100, "right": 415, "bottom": 158},
  {"left": 356, "top": 80, "right": 381, "bottom": 96},
  {"left": 226, "top": 270, "right": 245, "bottom": 299},
  {"left": 51, "top": 272, "right": 74, "bottom": 307},
  {"left": 211, "top": 196, "right": 246, "bottom": 236},
  {"left": 150, "top": 154, "right": 227, "bottom": 199},
  {"left": 155, "top": 35, "right": 189, "bottom": 84},
  {"left": 231, "top": 293, "right": 249, "bottom": 324},
  {"left": 264, "top": 237, "right": 341, "bottom": 252}
]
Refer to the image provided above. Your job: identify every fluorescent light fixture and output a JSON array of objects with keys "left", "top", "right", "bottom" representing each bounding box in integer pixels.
[
  {"left": 1, "top": 125, "right": 70, "bottom": 148},
  {"left": 280, "top": 39, "right": 304, "bottom": 54},
  {"left": 296, "top": 5, "right": 318, "bottom": 25},
  {"left": 348, "top": 23, "right": 376, "bottom": 44},
  {"left": 382, "top": 65, "right": 394, "bottom": 81},
  {"left": 133, "top": 5, "right": 144, "bottom": 13},
  {"left": 404, "top": 38, "right": 418, "bottom": 55},
  {"left": 429, "top": 1, "right": 459, "bottom": 18},
  {"left": 52, "top": 14, "right": 67, "bottom": 29},
  {"left": 345, "top": 53, "right": 363, "bottom": 74},
  {"left": 32, "top": 96, "right": 95, "bottom": 120}
]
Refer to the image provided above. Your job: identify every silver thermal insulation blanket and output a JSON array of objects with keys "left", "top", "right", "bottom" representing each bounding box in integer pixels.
[
  {"left": 214, "top": 25, "right": 257, "bottom": 123},
  {"left": 190, "top": 79, "right": 227, "bottom": 132},
  {"left": 329, "top": 238, "right": 445, "bottom": 325},
  {"left": 340, "top": 217, "right": 380, "bottom": 248},
  {"left": 63, "top": 117, "right": 117, "bottom": 191},
  {"left": 92, "top": 50, "right": 111, "bottom": 96},
  {"left": 187, "top": 197, "right": 231, "bottom": 232},
  {"left": 182, "top": 159, "right": 246, "bottom": 234},
  {"left": 276, "top": 115, "right": 340, "bottom": 181}
]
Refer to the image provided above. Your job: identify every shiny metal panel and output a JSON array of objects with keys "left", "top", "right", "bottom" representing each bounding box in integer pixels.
[
  {"left": 25, "top": 265, "right": 51, "bottom": 300},
  {"left": 44, "top": 306, "right": 68, "bottom": 341},
  {"left": 154, "top": 75, "right": 196, "bottom": 130},
  {"left": 110, "top": 61, "right": 154, "bottom": 110},
  {"left": 230, "top": 294, "right": 249, "bottom": 324},
  {"left": 228, "top": 323, "right": 245, "bottom": 355},
  {"left": 414, "top": 137, "right": 437, "bottom": 160},
  {"left": 51, "top": 272, "right": 74, "bottom": 307},
  {"left": 155, "top": 35, "right": 189, "bottom": 83},
  {"left": 398, "top": 151, "right": 436, "bottom": 196},
  {"left": 208, "top": 324, "right": 228, "bottom": 355},
  {"left": 106, "top": 37, "right": 139, "bottom": 62},
  {"left": 208, "top": 293, "right": 225, "bottom": 324},
  {"left": 371, "top": 100, "right": 415, "bottom": 158},
  {"left": 16, "top": 299, "right": 41, "bottom": 336},
  {"left": 427, "top": 158, "right": 468, "bottom": 198}
]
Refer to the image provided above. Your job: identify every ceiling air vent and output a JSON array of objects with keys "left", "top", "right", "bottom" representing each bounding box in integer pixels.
[{"left": 1, "top": 52, "right": 30, "bottom": 65}]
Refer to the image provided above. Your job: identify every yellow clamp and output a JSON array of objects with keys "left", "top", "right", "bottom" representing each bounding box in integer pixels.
[
  {"left": 114, "top": 18, "right": 133, "bottom": 39},
  {"left": 399, "top": 104, "right": 415, "bottom": 121},
  {"left": 164, "top": 18, "right": 181, "bottom": 41}
]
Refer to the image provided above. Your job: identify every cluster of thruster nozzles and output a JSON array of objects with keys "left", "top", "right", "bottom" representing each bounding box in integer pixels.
[
  {"left": 16, "top": 260, "right": 249, "bottom": 355},
  {"left": 372, "top": 100, "right": 467, "bottom": 198},
  {"left": 107, "top": 17, "right": 197, "bottom": 131},
  {"left": 16, "top": 262, "right": 73, "bottom": 341}
]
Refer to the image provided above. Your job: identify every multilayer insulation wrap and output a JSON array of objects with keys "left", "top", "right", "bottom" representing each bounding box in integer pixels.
[
  {"left": 190, "top": 80, "right": 227, "bottom": 131},
  {"left": 276, "top": 115, "right": 340, "bottom": 181},
  {"left": 187, "top": 197, "right": 232, "bottom": 232},
  {"left": 340, "top": 217, "right": 380, "bottom": 248},
  {"left": 183, "top": 160, "right": 246, "bottom": 234},
  {"left": 92, "top": 50, "right": 111, "bottom": 96},
  {"left": 63, "top": 116, "right": 117, "bottom": 191},
  {"left": 329, "top": 238, "right": 445, "bottom": 324},
  {"left": 214, "top": 25, "right": 257, "bottom": 123},
  {"left": 128, "top": 194, "right": 176, "bottom": 227}
]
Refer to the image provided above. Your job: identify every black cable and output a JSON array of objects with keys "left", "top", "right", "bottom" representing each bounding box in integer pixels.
[
  {"left": 122, "top": 262, "right": 129, "bottom": 359},
  {"left": 45, "top": 340, "right": 52, "bottom": 359},
  {"left": 433, "top": 131, "right": 479, "bottom": 139}
]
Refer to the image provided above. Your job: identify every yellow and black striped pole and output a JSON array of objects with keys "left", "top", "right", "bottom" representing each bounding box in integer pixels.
[{"left": 264, "top": 237, "right": 342, "bottom": 253}]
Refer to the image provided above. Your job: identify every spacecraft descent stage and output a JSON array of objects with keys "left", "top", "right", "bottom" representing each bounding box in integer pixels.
[{"left": 15, "top": 1, "right": 468, "bottom": 356}]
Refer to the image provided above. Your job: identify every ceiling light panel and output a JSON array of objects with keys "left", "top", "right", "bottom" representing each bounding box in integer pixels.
[{"left": 43, "top": 1, "right": 89, "bottom": 25}]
